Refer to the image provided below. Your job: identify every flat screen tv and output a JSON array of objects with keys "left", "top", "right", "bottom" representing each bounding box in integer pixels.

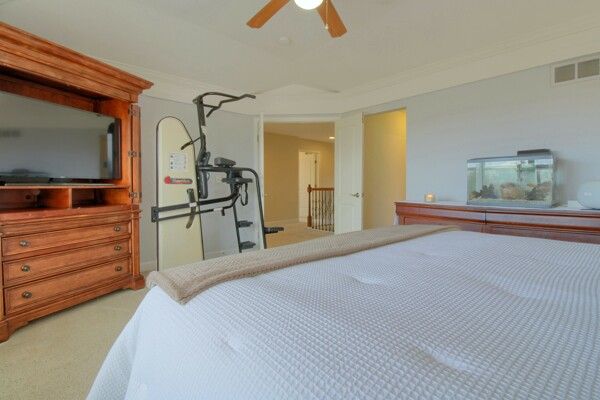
[{"left": 0, "top": 90, "right": 121, "bottom": 184}]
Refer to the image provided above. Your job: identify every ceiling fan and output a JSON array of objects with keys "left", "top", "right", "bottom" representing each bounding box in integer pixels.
[{"left": 247, "top": 0, "right": 347, "bottom": 38}]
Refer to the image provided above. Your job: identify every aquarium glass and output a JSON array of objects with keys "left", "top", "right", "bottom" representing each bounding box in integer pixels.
[{"left": 467, "top": 152, "right": 557, "bottom": 208}]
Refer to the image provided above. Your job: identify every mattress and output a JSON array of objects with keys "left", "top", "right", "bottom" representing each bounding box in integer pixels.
[{"left": 88, "top": 231, "right": 600, "bottom": 399}]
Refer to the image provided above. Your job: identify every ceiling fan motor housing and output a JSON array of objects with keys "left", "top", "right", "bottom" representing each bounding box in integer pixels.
[{"left": 247, "top": 0, "right": 347, "bottom": 38}]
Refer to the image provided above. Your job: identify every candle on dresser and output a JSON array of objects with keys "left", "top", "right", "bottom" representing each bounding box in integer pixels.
[{"left": 424, "top": 193, "right": 437, "bottom": 203}]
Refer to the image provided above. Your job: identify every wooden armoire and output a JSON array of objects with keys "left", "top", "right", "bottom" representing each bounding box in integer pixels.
[{"left": 0, "top": 22, "right": 153, "bottom": 341}]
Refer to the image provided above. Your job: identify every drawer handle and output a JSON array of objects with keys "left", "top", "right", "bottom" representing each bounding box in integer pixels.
[
  {"left": 115, "top": 266, "right": 123, "bottom": 272},
  {"left": 114, "top": 226, "right": 122, "bottom": 232},
  {"left": 22, "top": 291, "right": 33, "bottom": 299},
  {"left": 114, "top": 245, "right": 122, "bottom": 251},
  {"left": 21, "top": 265, "right": 31, "bottom": 272},
  {"left": 19, "top": 240, "right": 30, "bottom": 247}
]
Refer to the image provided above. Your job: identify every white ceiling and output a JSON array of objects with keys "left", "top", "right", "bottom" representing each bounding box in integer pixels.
[
  {"left": 2, "top": 1, "right": 600, "bottom": 115},
  {"left": 265, "top": 122, "right": 334, "bottom": 142}
]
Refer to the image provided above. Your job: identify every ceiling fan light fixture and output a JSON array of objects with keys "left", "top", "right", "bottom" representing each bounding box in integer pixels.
[{"left": 294, "top": 0, "right": 323, "bottom": 11}]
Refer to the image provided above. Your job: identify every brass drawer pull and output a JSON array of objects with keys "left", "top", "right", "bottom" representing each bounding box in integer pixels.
[
  {"left": 114, "top": 245, "right": 122, "bottom": 251},
  {"left": 21, "top": 265, "right": 31, "bottom": 272},
  {"left": 22, "top": 291, "right": 32, "bottom": 299},
  {"left": 115, "top": 266, "right": 123, "bottom": 272},
  {"left": 19, "top": 240, "right": 30, "bottom": 247},
  {"left": 113, "top": 225, "right": 122, "bottom": 232}
]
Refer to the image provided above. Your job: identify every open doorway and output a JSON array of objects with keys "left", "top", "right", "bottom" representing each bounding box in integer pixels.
[
  {"left": 362, "top": 109, "right": 407, "bottom": 229},
  {"left": 263, "top": 122, "right": 335, "bottom": 247}
]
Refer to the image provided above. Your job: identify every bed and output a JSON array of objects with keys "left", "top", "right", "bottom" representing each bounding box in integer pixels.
[{"left": 88, "top": 229, "right": 600, "bottom": 399}]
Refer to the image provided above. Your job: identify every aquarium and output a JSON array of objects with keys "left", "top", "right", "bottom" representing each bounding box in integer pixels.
[{"left": 467, "top": 150, "right": 558, "bottom": 208}]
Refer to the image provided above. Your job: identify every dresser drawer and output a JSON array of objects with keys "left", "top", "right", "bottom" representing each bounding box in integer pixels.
[
  {"left": 4, "top": 258, "right": 130, "bottom": 314},
  {"left": 2, "top": 222, "right": 130, "bottom": 257},
  {"left": 3, "top": 239, "right": 130, "bottom": 286},
  {"left": 0, "top": 212, "right": 131, "bottom": 236},
  {"left": 402, "top": 216, "right": 484, "bottom": 233}
]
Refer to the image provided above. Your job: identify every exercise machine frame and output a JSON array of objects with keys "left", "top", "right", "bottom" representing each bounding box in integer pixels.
[{"left": 151, "top": 92, "right": 281, "bottom": 252}]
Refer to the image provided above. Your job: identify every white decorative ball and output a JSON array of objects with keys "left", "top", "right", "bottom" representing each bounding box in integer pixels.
[{"left": 577, "top": 181, "right": 600, "bottom": 209}]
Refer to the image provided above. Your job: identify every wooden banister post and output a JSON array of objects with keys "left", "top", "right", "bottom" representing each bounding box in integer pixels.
[{"left": 307, "top": 185, "right": 312, "bottom": 228}]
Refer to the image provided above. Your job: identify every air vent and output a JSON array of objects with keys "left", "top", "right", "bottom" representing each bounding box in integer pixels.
[
  {"left": 554, "top": 64, "right": 575, "bottom": 83},
  {"left": 553, "top": 56, "right": 600, "bottom": 85},
  {"left": 578, "top": 59, "right": 600, "bottom": 79}
]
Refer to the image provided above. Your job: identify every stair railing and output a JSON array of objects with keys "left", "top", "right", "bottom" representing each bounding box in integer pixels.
[{"left": 307, "top": 185, "right": 334, "bottom": 232}]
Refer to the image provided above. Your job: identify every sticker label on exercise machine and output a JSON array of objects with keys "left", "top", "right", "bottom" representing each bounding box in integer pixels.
[
  {"left": 164, "top": 176, "right": 193, "bottom": 185},
  {"left": 169, "top": 153, "right": 187, "bottom": 171}
]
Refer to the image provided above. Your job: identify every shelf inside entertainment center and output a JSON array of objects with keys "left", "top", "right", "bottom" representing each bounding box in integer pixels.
[{"left": 0, "top": 184, "right": 133, "bottom": 219}]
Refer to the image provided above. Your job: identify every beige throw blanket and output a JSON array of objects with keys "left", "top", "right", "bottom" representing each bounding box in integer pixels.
[{"left": 147, "top": 224, "right": 457, "bottom": 304}]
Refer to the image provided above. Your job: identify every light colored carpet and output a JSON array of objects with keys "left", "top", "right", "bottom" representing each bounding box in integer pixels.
[
  {"left": 266, "top": 221, "right": 333, "bottom": 248},
  {"left": 0, "top": 224, "right": 328, "bottom": 399},
  {"left": 0, "top": 288, "right": 147, "bottom": 400}
]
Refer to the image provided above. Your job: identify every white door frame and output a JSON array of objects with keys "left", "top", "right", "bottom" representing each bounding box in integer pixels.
[
  {"left": 298, "top": 150, "right": 320, "bottom": 222},
  {"left": 298, "top": 150, "right": 320, "bottom": 186},
  {"left": 259, "top": 114, "right": 339, "bottom": 215},
  {"left": 255, "top": 113, "right": 265, "bottom": 249}
]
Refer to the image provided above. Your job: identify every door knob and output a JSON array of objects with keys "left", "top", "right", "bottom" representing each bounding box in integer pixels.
[{"left": 351, "top": 193, "right": 360, "bottom": 198}]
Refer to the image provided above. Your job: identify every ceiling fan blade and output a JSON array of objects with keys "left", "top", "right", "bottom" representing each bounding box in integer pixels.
[
  {"left": 317, "top": 0, "right": 347, "bottom": 38},
  {"left": 247, "top": 0, "right": 290, "bottom": 28}
]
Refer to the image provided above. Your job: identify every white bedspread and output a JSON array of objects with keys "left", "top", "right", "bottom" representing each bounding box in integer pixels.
[{"left": 88, "top": 231, "right": 600, "bottom": 399}]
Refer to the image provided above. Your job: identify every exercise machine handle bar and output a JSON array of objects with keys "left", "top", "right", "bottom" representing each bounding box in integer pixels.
[
  {"left": 181, "top": 92, "right": 256, "bottom": 151},
  {"left": 151, "top": 165, "right": 269, "bottom": 249},
  {"left": 151, "top": 194, "right": 240, "bottom": 225},
  {"left": 200, "top": 92, "right": 256, "bottom": 119}
]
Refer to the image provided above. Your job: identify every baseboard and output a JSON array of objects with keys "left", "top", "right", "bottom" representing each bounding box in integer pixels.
[{"left": 141, "top": 260, "right": 157, "bottom": 273}]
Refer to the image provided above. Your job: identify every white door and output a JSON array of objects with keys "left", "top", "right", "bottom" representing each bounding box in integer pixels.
[
  {"left": 334, "top": 114, "right": 363, "bottom": 233},
  {"left": 298, "top": 152, "right": 318, "bottom": 222}
]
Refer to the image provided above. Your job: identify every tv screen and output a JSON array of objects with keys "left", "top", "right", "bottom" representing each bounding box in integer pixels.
[{"left": 0, "top": 90, "right": 121, "bottom": 183}]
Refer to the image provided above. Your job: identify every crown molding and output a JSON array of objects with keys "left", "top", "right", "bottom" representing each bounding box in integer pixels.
[
  {"left": 263, "top": 114, "right": 340, "bottom": 123},
  {"left": 104, "top": 13, "right": 600, "bottom": 116},
  {"left": 344, "top": 13, "right": 600, "bottom": 96},
  {"left": 101, "top": 59, "right": 258, "bottom": 111},
  {"left": 342, "top": 13, "right": 600, "bottom": 114}
]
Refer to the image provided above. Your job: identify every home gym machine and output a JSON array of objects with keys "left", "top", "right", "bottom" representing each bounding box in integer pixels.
[{"left": 151, "top": 92, "right": 283, "bottom": 260}]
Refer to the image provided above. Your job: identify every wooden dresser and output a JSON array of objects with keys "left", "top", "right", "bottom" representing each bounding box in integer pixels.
[
  {"left": 396, "top": 201, "right": 600, "bottom": 244},
  {"left": 0, "top": 22, "right": 152, "bottom": 341}
]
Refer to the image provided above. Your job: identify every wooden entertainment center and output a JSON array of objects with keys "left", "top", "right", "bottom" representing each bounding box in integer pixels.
[{"left": 0, "top": 22, "right": 152, "bottom": 341}]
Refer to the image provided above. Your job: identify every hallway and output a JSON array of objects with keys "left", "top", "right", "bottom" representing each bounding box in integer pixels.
[{"left": 266, "top": 221, "right": 332, "bottom": 248}]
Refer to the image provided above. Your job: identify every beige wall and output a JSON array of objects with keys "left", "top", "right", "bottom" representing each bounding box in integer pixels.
[
  {"left": 363, "top": 110, "right": 406, "bottom": 229},
  {"left": 264, "top": 132, "right": 334, "bottom": 223}
]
